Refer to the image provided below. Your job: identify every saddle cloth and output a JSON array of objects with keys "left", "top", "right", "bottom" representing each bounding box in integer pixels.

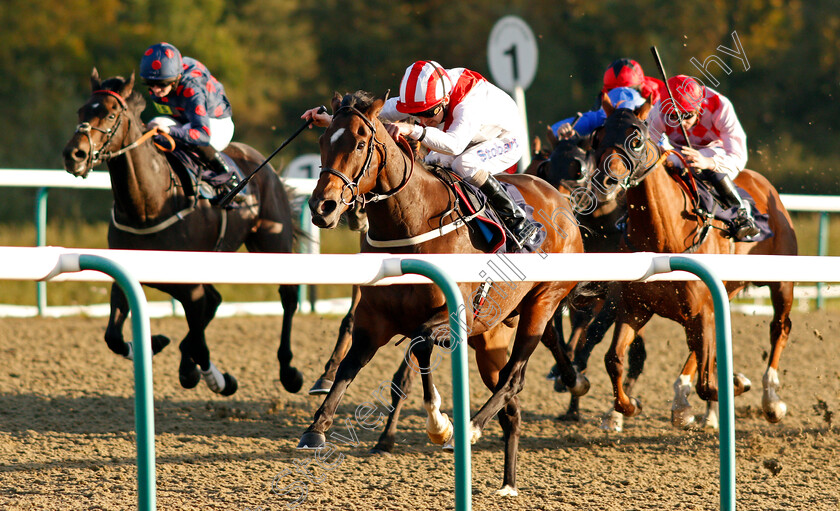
[
  {"left": 160, "top": 142, "right": 254, "bottom": 208},
  {"left": 671, "top": 168, "right": 773, "bottom": 242},
  {"left": 444, "top": 171, "right": 546, "bottom": 254}
]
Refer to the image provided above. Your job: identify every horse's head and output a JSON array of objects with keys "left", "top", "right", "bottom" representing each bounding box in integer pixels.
[
  {"left": 590, "top": 94, "right": 658, "bottom": 202},
  {"left": 309, "top": 91, "right": 389, "bottom": 229},
  {"left": 62, "top": 68, "right": 144, "bottom": 177},
  {"left": 541, "top": 136, "right": 596, "bottom": 188}
]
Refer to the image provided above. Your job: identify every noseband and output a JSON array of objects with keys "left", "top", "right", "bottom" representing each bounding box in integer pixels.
[
  {"left": 597, "top": 109, "right": 661, "bottom": 188},
  {"left": 319, "top": 105, "right": 413, "bottom": 206}
]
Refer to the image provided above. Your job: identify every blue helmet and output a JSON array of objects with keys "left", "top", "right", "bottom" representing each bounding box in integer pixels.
[{"left": 139, "top": 42, "right": 183, "bottom": 82}]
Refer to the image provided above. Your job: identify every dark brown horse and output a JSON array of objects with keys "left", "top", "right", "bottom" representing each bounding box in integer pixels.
[
  {"left": 61, "top": 69, "right": 303, "bottom": 395},
  {"left": 590, "top": 96, "right": 797, "bottom": 431},
  {"left": 524, "top": 132, "right": 647, "bottom": 422},
  {"left": 300, "top": 91, "right": 584, "bottom": 495}
]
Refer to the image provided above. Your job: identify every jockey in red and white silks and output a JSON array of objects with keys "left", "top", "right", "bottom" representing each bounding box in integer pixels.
[
  {"left": 648, "top": 81, "right": 748, "bottom": 179},
  {"left": 379, "top": 64, "right": 526, "bottom": 186}
]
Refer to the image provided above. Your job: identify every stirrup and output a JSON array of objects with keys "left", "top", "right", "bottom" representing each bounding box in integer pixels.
[
  {"left": 733, "top": 213, "right": 760, "bottom": 239},
  {"left": 508, "top": 220, "right": 540, "bottom": 249}
]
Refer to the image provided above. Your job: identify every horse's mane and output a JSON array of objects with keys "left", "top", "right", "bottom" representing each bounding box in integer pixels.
[
  {"left": 339, "top": 90, "right": 379, "bottom": 111},
  {"left": 99, "top": 75, "right": 146, "bottom": 113}
]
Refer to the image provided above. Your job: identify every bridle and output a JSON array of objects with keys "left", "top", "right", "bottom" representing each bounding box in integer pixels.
[
  {"left": 318, "top": 105, "right": 413, "bottom": 207},
  {"left": 595, "top": 108, "right": 661, "bottom": 189},
  {"left": 73, "top": 89, "right": 169, "bottom": 172}
]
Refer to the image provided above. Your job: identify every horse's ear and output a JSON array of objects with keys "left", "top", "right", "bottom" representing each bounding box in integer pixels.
[
  {"left": 91, "top": 67, "right": 101, "bottom": 92},
  {"left": 330, "top": 92, "right": 342, "bottom": 114},
  {"left": 370, "top": 96, "right": 386, "bottom": 119},
  {"left": 602, "top": 92, "right": 615, "bottom": 117},
  {"left": 532, "top": 135, "right": 542, "bottom": 155},
  {"left": 636, "top": 95, "right": 653, "bottom": 121},
  {"left": 120, "top": 71, "right": 135, "bottom": 98}
]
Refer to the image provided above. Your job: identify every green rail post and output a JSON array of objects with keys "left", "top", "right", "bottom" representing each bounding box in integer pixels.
[
  {"left": 75, "top": 254, "right": 156, "bottom": 510},
  {"left": 36, "top": 187, "right": 48, "bottom": 315},
  {"left": 816, "top": 211, "right": 830, "bottom": 309},
  {"left": 669, "top": 256, "right": 734, "bottom": 511},
  {"left": 399, "top": 259, "right": 471, "bottom": 511}
]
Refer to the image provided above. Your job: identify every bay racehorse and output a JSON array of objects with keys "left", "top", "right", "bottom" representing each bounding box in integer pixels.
[
  {"left": 61, "top": 69, "right": 303, "bottom": 395},
  {"left": 525, "top": 132, "right": 647, "bottom": 422},
  {"left": 590, "top": 96, "right": 797, "bottom": 431},
  {"left": 299, "top": 90, "right": 585, "bottom": 496}
]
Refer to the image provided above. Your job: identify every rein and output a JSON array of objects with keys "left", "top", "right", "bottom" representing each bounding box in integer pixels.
[{"left": 75, "top": 89, "right": 175, "bottom": 171}]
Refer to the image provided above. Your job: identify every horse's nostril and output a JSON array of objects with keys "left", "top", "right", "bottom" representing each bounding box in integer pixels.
[
  {"left": 73, "top": 149, "right": 87, "bottom": 161},
  {"left": 321, "top": 200, "right": 337, "bottom": 216}
]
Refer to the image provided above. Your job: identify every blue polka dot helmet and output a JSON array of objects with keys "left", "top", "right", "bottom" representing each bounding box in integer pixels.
[{"left": 139, "top": 42, "right": 183, "bottom": 83}]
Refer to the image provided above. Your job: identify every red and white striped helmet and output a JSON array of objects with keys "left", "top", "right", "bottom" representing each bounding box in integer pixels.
[{"left": 395, "top": 60, "right": 453, "bottom": 114}]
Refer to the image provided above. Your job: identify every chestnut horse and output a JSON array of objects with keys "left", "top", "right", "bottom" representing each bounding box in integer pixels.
[
  {"left": 61, "top": 70, "right": 303, "bottom": 395},
  {"left": 590, "top": 97, "right": 797, "bottom": 431},
  {"left": 525, "top": 133, "right": 646, "bottom": 422},
  {"left": 300, "top": 91, "right": 584, "bottom": 495}
]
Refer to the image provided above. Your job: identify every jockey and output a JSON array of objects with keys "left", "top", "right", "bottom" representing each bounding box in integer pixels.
[
  {"left": 550, "top": 86, "right": 647, "bottom": 139},
  {"left": 139, "top": 42, "right": 237, "bottom": 199},
  {"left": 648, "top": 75, "right": 760, "bottom": 239},
  {"left": 552, "top": 58, "right": 666, "bottom": 138},
  {"left": 303, "top": 60, "right": 540, "bottom": 250}
]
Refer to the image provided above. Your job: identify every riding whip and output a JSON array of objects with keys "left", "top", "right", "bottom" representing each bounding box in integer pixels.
[
  {"left": 213, "top": 105, "right": 327, "bottom": 208},
  {"left": 649, "top": 46, "right": 693, "bottom": 150}
]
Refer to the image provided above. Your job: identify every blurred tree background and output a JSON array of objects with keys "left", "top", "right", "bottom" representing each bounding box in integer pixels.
[{"left": 0, "top": 0, "right": 837, "bottom": 223}]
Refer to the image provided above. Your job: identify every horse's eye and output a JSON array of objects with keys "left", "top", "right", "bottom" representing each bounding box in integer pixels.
[
  {"left": 356, "top": 141, "right": 365, "bottom": 151},
  {"left": 108, "top": 114, "right": 116, "bottom": 120}
]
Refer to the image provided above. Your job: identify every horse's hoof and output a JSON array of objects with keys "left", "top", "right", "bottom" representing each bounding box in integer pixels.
[
  {"left": 629, "top": 397, "right": 643, "bottom": 417},
  {"left": 427, "top": 415, "right": 454, "bottom": 445},
  {"left": 442, "top": 435, "right": 455, "bottom": 452},
  {"left": 763, "top": 400, "right": 787, "bottom": 424},
  {"left": 546, "top": 363, "right": 561, "bottom": 380},
  {"left": 297, "top": 431, "right": 326, "bottom": 450},
  {"left": 368, "top": 446, "right": 393, "bottom": 456},
  {"left": 469, "top": 422, "right": 482, "bottom": 445},
  {"left": 553, "top": 377, "right": 569, "bottom": 393},
  {"left": 570, "top": 374, "right": 591, "bottom": 397},
  {"left": 735, "top": 373, "right": 752, "bottom": 393},
  {"left": 179, "top": 362, "right": 201, "bottom": 389},
  {"left": 280, "top": 366, "right": 304, "bottom": 394},
  {"left": 151, "top": 335, "right": 171, "bottom": 355},
  {"left": 495, "top": 485, "right": 519, "bottom": 497},
  {"left": 600, "top": 410, "right": 624, "bottom": 432},
  {"left": 671, "top": 407, "right": 696, "bottom": 429},
  {"left": 220, "top": 373, "right": 238, "bottom": 396},
  {"left": 308, "top": 377, "right": 333, "bottom": 395}
]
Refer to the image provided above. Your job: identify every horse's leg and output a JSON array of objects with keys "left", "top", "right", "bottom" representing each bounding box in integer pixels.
[
  {"left": 540, "top": 312, "right": 588, "bottom": 400},
  {"left": 104, "top": 284, "right": 132, "bottom": 358},
  {"left": 469, "top": 288, "right": 564, "bottom": 446},
  {"left": 370, "top": 354, "right": 415, "bottom": 455},
  {"left": 171, "top": 283, "right": 237, "bottom": 395},
  {"left": 544, "top": 305, "right": 566, "bottom": 381},
  {"left": 672, "top": 352, "right": 698, "bottom": 429},
  {"left": 298, "top": 308, "right": 391, "bottom": 449},
  {"left": 497, "top": 396, "right": 522, "bottom": 497},
  {"left": 603, "top": 307, "right": 653, "bottom": 430},
  {"left": 409, "top": 331, "right": 454, "bottom": 447},
  {"left": 277, "top": 284, "right": 303, "bottom": 393},
  {"left": 310, "top": 284, "right": 360, "bottom": 395},
  {"left": 104, "top": 284, "right": 171, "bottom": 360},
  {"left": 762, "top": 281, "right": 793, "bottom": 423},
  {"left": 687, "top": 311, "right": 718, "bottom": 413}
]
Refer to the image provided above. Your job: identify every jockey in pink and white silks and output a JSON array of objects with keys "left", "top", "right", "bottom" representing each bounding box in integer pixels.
[
  {"left": 379, "top": 60, "right": 539, "bottom": 249},
  {"left": 648, "top": 75, "right": 759, "bottom": 239}
]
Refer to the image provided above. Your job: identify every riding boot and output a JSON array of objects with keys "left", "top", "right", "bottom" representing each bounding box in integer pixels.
[
  {"left": 714, "top": 174, "right": 760, "bottom": 239},
  {"left": 197, "top": 145, "right": 242, "bottom": 204},
  {"left": 478, "top": 174, "right": 541, "bottom": 249}
]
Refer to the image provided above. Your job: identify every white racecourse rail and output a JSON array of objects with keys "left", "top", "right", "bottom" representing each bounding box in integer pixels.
[{"left": 2, "top": 247, "right": 840, "bottom": 285}]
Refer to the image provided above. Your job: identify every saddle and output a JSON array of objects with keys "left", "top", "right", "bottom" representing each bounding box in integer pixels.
[
  {"left": 160, "top": 142, "right": 253, "bottom": 208},
  {"left": 665, "top": 163, "right": 772, "bottom": 242},
  {"left": 429, "top": 166, "right": 546, "bottom": 254}
]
